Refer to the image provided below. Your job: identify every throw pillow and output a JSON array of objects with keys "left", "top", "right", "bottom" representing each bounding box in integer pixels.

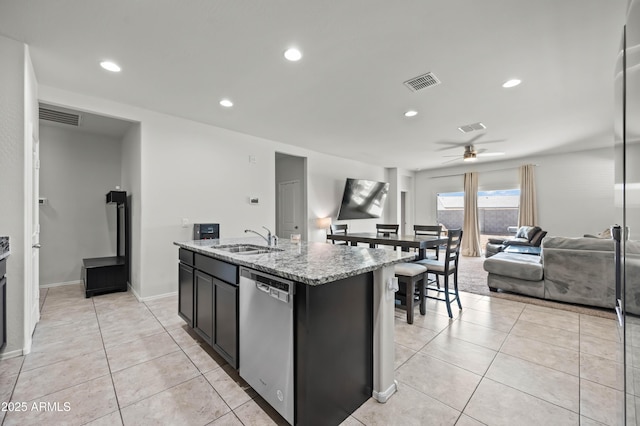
[
  {"left": 516, "top": 226, "right": 540, "bottom": 241},
  {"left": 515, "top": 226, "right": 532, "bottom": 239},
  {"left": 529, "top": 230, "right": 547, "bottom": 246},
  {"left": 525, "top": 226, "right": 542, "bottom": 241},
  {"left": 598, "top": 228, "right": 612, "bottom": 239}
]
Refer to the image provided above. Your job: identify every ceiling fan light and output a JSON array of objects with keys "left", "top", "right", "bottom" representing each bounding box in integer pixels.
[{"left": 463, "top": 156, "right": 477, "bottom": 162}]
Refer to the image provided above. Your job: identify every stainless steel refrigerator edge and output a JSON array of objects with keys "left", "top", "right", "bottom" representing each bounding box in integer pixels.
[{"left": 616, "top": 0, "right": 640, "bottom": 422}]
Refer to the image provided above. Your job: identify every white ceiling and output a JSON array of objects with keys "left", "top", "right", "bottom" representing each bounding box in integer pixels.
[{"left": 0, "top": 0, "right": 627, "bottom": 170}]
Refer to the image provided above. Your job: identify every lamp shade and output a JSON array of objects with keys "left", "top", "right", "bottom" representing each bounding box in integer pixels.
[{"left": 316, "top": 217, "right": 332, "bottom": 229}]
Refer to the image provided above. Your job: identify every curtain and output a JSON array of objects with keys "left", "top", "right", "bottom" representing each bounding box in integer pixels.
[
  {"left": 462, "top": 172, "right": 482, "bottom": 257},
  {"left": 518, "top": 164, "right": 538, "bottom": 226}
]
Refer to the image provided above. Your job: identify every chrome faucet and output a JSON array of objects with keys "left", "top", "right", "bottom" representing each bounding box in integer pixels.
[{"left": 244, "top": 226, "right": 275, "bottom": 246}]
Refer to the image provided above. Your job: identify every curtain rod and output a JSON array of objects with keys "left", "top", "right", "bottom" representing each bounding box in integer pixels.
[{"left": 427, "top": 164, "right": 539, "bottom": 179}]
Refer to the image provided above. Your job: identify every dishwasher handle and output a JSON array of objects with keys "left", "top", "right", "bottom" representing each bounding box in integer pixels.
[{"left": 257, "top": 282, "right": 271, "bottom": 293}]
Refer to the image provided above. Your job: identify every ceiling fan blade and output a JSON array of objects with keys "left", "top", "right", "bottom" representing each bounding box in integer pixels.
[
  {"left": 435, "top": 141, "right": 465, "bottom": 152},
  {"left": 474, "top": 139, "right": 506, "bottom": 145},
  {"left": 467, "top": 134, "right": 485, "bottom": 144},
  {"left": 441, "top": 157, "right": 462, "bottom": 164}
]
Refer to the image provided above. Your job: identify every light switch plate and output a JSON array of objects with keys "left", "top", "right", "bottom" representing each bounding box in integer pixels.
[{"left": 181, "top": 218, "right": 189, "bottom": 228}]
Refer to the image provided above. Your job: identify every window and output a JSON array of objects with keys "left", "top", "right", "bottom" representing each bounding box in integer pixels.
[{"left": 436, "top": 189, "right": 520, "bottom": 247}]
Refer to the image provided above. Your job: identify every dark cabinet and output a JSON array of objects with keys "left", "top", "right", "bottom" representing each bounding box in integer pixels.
[
  {"left": 213, "top": 278, "right": 238, "bottom": 363},
  {"left": 178, "top": 249, "right": 238, "bottom": 368},
  {"left": 178, "top": 263, "right": 194, "bottom": 326},
  {"left": 195, "top": 270, "right": 214, "bottom": 344}
]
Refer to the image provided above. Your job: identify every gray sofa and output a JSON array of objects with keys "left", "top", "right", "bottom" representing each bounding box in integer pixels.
[{"left": 484, "top": 236, "right": 640, "bottom": 313}]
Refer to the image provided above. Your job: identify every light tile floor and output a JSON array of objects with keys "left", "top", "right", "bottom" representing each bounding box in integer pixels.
[{"left": 0, "top": 284, "right": 628, "bottom": 425}]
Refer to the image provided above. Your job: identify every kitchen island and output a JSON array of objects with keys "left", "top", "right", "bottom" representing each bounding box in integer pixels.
[{"left": 175, "top": 237, "right": 414, "bottom": 425}]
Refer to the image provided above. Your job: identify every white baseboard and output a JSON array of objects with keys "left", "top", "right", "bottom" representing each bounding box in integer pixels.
[
  {"left": 0, "top": 348, "right": 24, "bottom": 360},
  {"left": 372, "top": 380, "right": 398, "bottom": 403},
  {"left": 140, "top": 291, "right": 178, "bottom": 302},
  {"left": 127, "top": 283, "right": 176, "bottom": 302},
  {"left": 40, "top": 280, "right": 82, "bottom": 289},
  {"left": 128, "top": 282, "right": 142, "bottom": 302}
]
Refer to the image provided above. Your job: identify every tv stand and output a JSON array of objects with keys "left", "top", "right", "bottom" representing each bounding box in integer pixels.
[{"left": 82, "top": 191, "right": 129, "bottom": 297}]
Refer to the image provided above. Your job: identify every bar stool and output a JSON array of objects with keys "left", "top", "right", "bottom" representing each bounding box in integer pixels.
[{"left": 394, "top": 263, "right": 427, "bottom": 324}]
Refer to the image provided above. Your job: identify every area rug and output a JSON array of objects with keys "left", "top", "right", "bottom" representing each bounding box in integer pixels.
[{"left": 456, "top": 255, "right": 616, "bottom": 319}]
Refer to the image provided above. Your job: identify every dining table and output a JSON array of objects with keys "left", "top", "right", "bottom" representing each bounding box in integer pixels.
[{"left": 326, "top": 232, "right": 448, "bottom": 260}]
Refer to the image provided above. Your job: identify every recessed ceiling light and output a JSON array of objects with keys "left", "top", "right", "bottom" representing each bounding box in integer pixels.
[
  {"left": 100, "top": 61, "right": 121, "bottom": 72},
  {"left": 284, "top": 48, "right": 302, "bottom": 62},
  {"left": 502, "top": 79, "right": 521, "bottom": 88},
  {"left": 219, "top": 99, "right": 233, "bottom": 107},
  {"left": 404, "top": 110, "right": 418, "bottom": 117}
]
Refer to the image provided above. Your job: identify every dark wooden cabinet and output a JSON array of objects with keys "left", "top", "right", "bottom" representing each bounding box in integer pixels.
[
  {"left": 195, "top": 270, "right": 214, "bottom": 344},
  {"left": 213, "top": 277, "right": 238, "bottom": 363},
  {"left": 178, "top": 249, "right": 238, "bottom": 368},
  {"left": 178, "top": 262, "right": 194, "bottom": 326}
]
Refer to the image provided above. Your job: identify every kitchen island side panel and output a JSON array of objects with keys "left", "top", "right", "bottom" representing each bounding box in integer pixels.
[{"left": 295, "top": 272, "right": 373, "bottom": 426}]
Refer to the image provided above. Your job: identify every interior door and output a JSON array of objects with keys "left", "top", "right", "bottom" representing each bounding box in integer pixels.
[{"left": 278, "top": 180, "right": 302, "bottom": 239}]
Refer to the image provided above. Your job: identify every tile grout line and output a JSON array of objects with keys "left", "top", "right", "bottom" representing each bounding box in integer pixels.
[
  {"left": 92, "top": 296, "right": 126, "bottom": 426},
  {"left": 141, "top": 299, "right": 238, "bottom": 424},
  {"left": 453, "top": 303, "right": 527, "bottom": 423}
]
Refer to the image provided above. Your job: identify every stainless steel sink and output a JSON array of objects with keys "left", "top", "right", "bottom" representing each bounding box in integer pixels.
[{"left": 214, "top": 244, "right": 283, "bottom": 255}]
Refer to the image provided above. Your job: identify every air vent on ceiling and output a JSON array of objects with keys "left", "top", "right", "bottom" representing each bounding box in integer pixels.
[
  {"left": 458, "top": 122, "right": 486, "bottom": 133},
  {"left": 39, "top": 107, "right": 81, "bottom": 127},
  {"left": 403, "top": 72, "right": 441, "bottom": 92}
]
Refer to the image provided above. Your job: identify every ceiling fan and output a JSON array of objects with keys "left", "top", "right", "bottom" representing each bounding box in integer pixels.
[
  {"left": 441, "top": 145, "right": 504, "bottom": 164},
  {"left": 435, "top": 133, "right": 505, "bottom": 152}
]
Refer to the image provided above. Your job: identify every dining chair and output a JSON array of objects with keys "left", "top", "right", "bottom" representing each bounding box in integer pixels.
[
  {"left": 415, "top": 229, "right": 463, "bottom": 318},
  {"left": 413, "top": 225, "right": 442, "bottom": 260},
  {"left": 394, "top": 263, "right": 427, "bottom": 324},
  {"left": 376, "top": 224, "right": 399, "bottom": 250},
  {"left": 328, "top": 224, "right": 348, "bottom": 245},
  {"left": 376, "top": 224, "right": 399, "bottom": 236}
]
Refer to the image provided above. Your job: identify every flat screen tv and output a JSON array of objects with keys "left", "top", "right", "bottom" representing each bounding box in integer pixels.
[{"left": 337, "top": 178, "right": 390, "bottom": 220}]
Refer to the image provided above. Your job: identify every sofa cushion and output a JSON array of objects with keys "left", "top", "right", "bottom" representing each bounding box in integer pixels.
[
  {"left": 542, "top": 236, "right": 614, "bottom": 252},
  {"left": 483, "top": 252, "right": 543, "bottom": 281},
  {"left": 488, "top": 237, "right": 506, "bottom": 244}
]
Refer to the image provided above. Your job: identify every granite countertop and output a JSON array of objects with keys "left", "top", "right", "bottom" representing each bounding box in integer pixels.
[
  {"left": 174, "top": 237, "right": 416, "bottom": 285},
  {"left": 0, "top": 236, "right": 9, "bottom": 261}
]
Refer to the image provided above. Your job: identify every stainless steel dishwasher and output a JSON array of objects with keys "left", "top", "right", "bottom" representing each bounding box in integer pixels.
[{"left": 239, "top": 267, "right": 295, "bottom": 425}]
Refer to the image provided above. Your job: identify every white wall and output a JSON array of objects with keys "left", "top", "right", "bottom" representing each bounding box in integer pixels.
[
  {"left": 39, "top": 86, "right": 388, "bottom": 299},
  {"left": 121, "top": 123, "right": 142, "bottom": 294},
  {"left": 0, "top": 35, "right": 30, "bottom": 356},
  {"left": 39, "top": 124, "right": 123, "bottom": 285},
  {"left": 415, "top": 147, "right": 615, "bottom": 237}
]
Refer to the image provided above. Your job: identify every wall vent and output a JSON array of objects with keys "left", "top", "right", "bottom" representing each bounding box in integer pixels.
[
  {"left": 403, "top": 72, "right": 441, "bottom": 92},
  {"left": 457, "top": 122, "right": 486, "bottom": 133},
  {"left": 39, "top": 106, "right": 81, "bottom": 127}
]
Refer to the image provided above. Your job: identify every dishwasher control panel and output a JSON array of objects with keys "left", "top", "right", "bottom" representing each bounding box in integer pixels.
[{"left": 241, "top": 269, "right": 295, "bottom": 303}]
